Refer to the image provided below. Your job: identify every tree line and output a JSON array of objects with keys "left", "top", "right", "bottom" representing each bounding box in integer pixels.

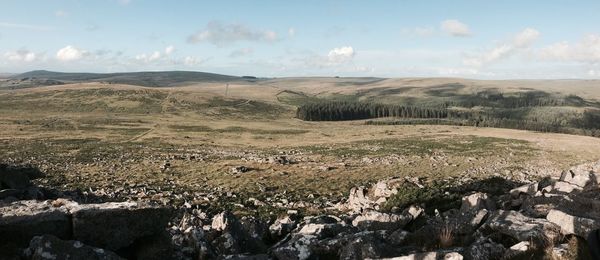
[
  {"left": 296, "top": 100, "right": 600, "bottom": 137},
  {"left": 296, "top": 102, "right": 448, "bottom": 121}
]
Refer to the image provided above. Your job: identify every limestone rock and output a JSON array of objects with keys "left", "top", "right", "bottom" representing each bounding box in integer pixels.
[
  {"left": 70, "top": 201, "right": 172, "bottom": 251},
  {"left": 465, "top": 236, "right": 505, "bottom": 260},
  {"left": 269, "top": 215, "right": 297, "bottom": 239},
  {"left": 345, "top": 187, "right": 374, "bottom": 212},
  {"left": 0, "top": 200, "right": 71, "bottom": 246},
  {"left": 352, "top": 210, "right": 412, "bottom": 231},
  {"left": 482, "top": 210, "right": 555, "bottom": 241},
  {"left": 460, "top": 192, "right": 495, "bottom": 213},
  {"left": 509, "top": 183, "right": 538, "bottom": 197},
  {"left": 546, "top": 209, "right": 600, "bottom": 238},
  {"left": 24, "top": 235, "right": 124, "bottom": 260}
]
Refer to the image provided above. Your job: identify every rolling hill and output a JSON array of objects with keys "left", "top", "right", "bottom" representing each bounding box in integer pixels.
[{"left": 2, "top": 70, "right": 255, "bottom": 88}]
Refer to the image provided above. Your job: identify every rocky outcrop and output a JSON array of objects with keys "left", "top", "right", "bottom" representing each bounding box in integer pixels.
[
  {"left": 482, "top": 210, "right": 557, "bottom": 242},
  {"left": 24, "top": 235, "right": 124, "bottom": 260},
  {"left": 0, "top": 200, "right": 72, "bottom": 246},
  {"left": 70, "top": 201, "right": 172, "bottom": 250},
  {"left": 351, "top": 210, "right": 412, "bottom": 231},
  {"left": 546, "top": 209, "right": 600, "bottom": 238},
  {"left": 2, "top": 160, "right": 600, "bottom": 259},
  {"left": 0, "top": 199, "right": 172, "bottom": 259}
]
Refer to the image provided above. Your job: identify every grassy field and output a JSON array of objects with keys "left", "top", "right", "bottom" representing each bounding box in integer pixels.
[{"left": 2, "top": 78, "right": 600, "bottom": 204}]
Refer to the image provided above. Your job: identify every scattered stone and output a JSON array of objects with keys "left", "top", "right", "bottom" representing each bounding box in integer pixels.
[{"left": 230, "top": 166, "right": 250, "bottom": 174}]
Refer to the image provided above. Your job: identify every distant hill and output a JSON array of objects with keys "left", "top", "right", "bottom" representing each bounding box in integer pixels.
[{"left": 5, "top": 70, "right": 252, "bottom": 88}]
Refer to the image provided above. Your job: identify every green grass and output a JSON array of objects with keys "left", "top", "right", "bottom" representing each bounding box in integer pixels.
[
  {"left": 301, "top": 135, "right": 534, "bottom": 158},
  {"left": 168, "top": 125, "right": 308, "bottom": 135}
]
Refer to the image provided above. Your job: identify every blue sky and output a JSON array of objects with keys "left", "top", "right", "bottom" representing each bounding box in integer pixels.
[{"left": 1, "top": 0, "right": 600, "bottom": 78}]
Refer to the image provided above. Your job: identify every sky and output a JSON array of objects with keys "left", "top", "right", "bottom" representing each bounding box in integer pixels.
[{"left": 1, "top": 0, "right": 600, "bottom": 79}]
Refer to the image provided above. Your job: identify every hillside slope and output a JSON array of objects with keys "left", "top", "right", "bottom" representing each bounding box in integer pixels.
[{"left": 3, "top": 70, "right": 253, "bottom": 88}]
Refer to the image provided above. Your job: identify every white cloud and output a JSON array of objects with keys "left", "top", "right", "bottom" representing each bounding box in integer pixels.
[
  {"left": 164, "top": 45, "right": 175, "bottom": 55},
  {"left": 327, "top": 46, "right": 355, "bottom": 64},
  {"left": 230, "top": 48, "right": 254, "bottom": 58},
  {"left": 463, "top": 28, "right": 540, "bottom": 67},
  {"left": 56, "top": 45, "right": 87, "bottom": 61},
  {"left": 538, "top": 34, "right": 600, "bottom": 63},
  {"left": 135, "top": 51, "right": 161, "bottom": 62},
  {"left": 288, "top": 27, "right": 296, "bottom": 37},
  {"left": 184, "top": 56, "right": 201, "bottom": 66},
  {"left": 440, "top": 19, "right": 471, "bottom": 37},
  {"left": 187, "top": 21, "right": 278, "bottom": 46},
  {"left": 4, "top": 50, "right": 38, "bottom": 62},
  {"left": 513, "top": 28, "right": 540, "bottom": 48}
]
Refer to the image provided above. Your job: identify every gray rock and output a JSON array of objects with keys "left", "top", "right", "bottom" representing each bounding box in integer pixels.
[
  {"left": 0, "top": 164, "right": 41, "bottom": 190},
  {"left": 560, "top": 168, "right": 597, "bottom": 188},
  {"left": 271, "top": 234, "right": 317, "bottom": 260},
  {"left": 209, "top": 211, "right": 267, "bottom": 255},
  {"left": 338, "top": 232, "right": 399, "bottom": 260},
  {"left": 509, "top": 183, "right": 538, "bottom": 197},
  {"left": 543, "top": 181, "right": 582, "bottom": 193},
  {"left": 0, "top": 200, "right": 71, "bottom": 246},
  {"left": 24, "top": 235, "right": 124, "bottom": 260},
  {"left": 70, "top": 201, "right": 172, "bottom": 251},
  {"left": 376, "top": 251, "right": 462, "bottom": 260},
  {"left": 298, "top": 223, "right": 345, "bottom": 238},
  {"left": 546, "top": 209, "right": 600, "bottom": 238},
  {"left": 269, "top": 215, "right": 296, "bottom": 239},
  {"left": 460, "top": 192, "right": 495, "bottom": 213},
  {"left": 352, "top": 210, "right": 412, "bottom": 231},
  {"left": 482, "top": 210, "right": 556, "bottom": 242},
  {"left": 345, "top": 187, "right": 375, "bottom": 212},
  {"left": 465, "top": 236, "right": 505, "bottom": 260}
]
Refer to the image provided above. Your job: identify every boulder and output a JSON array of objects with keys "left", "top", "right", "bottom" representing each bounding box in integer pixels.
[
  {"left": 372, "top": 178, "right": 403, "bottom": 198},
  {"left": 0, "top": 164, "right": 42, "bottom": 190},
  {"left": 345, "top": 187, "right": 374, "bottom": 212},
  {"left": 509, "top": 183, "right": 538, "bottom": 197},
  {"left": 0, "top": 168, "right": 30, "bottom": 189},
  {"left": 0, "top": 200, "right": 71, "bottom": 246},
  {"left": 298, "top": 223, "right": 344, "bottom": 239},
  {"left": 271, "top": 234, "right": 318, "bottom": 260},
  {"left": 338, "top": 232, "right": 401, "bottom": 260},
  {"left": 560, "top": 168, "right": 597, "bottom": 188},
  {"left": 376, "top": 251, "right": 462, "bottom": 260},
  {"left": 269, "top": 215, "right": 297, "bottom": 239},
  {"left": 209, "top": 211, "right": 267, "bottom": 255},
  {"left": 24, "top": 235, "right": 124, "bottom": 260},
  {"left": 351, "top": 210, "right": 412, "bottom": 231},
  {"left": 482, "top": 210, "right": 556, "bottom": 242},
  {"left": 505, "top": 241, "right": 531, "bottom": 258},
  {"left": 465, "top": 236, "right": 506, "bottom": 260},
  {"left": 70, "top": 201, "right": 172, "bottom": 251},
  {"left": 546, "top": 209, "right": 600, "bottom": 238},
  {"left": 543, "top": 181, "right": 582, "bottom": 193},
  {"left": 460, "top": 192, "right": 495, "bottom": 213}
]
